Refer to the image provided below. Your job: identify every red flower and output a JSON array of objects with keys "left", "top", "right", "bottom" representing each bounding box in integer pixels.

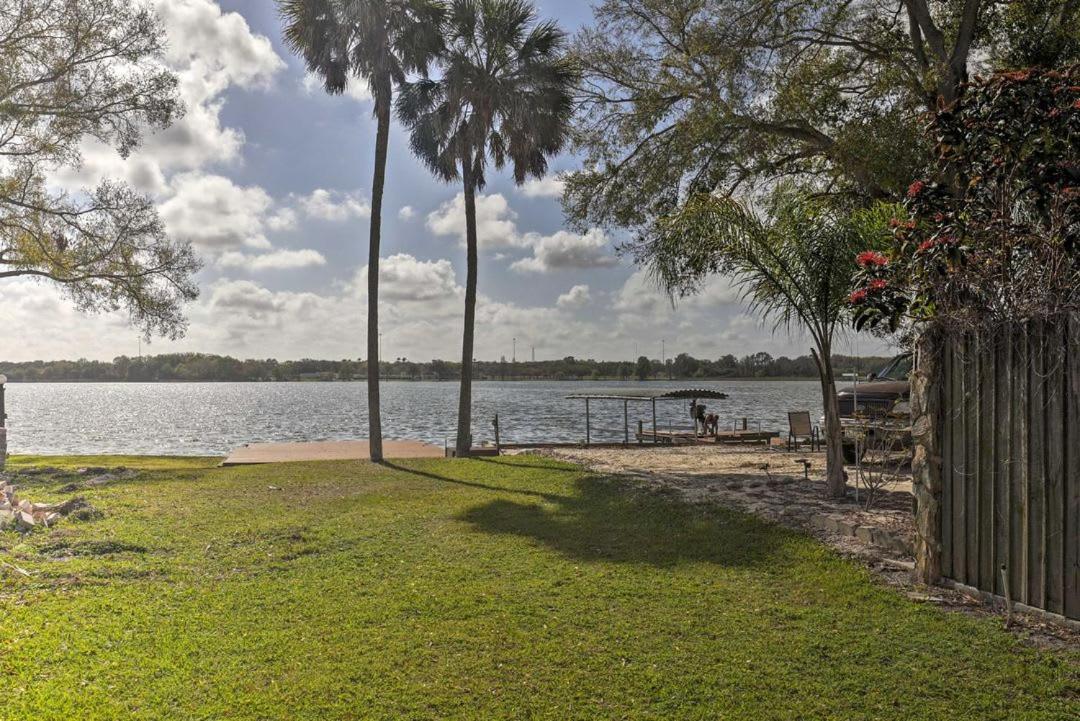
[
  {"left": 868, "top": 279, "right": 887, "bottom": 291},
  {"left": 1073, "top": 99, "right": 1080, "bottom": 110},
  {"left": 1000, "top": 70, "right": 1031, "bottom": 82},
  {"left": 907, "top": 180, "right": 925, "bottom": 198},
  {"left": 849, "top": 289, "right": 868, "bottom": 304},
  {"left": 856, "top": 250, "right": 889, "bottom": 268},
  {"left": 917, "top": 239, "right": 936, "bottom": 253},
  {"left": 933, "top": 212, "right": 945, "bottom": 222},
  {"left": 889, "top": 218, "right": 901, "bottom": 228}
]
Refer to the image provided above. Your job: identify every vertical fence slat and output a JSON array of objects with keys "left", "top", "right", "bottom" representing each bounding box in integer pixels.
[
  {"left": 1045, "top": 320, "right": 1065, "bottom": 615},
  {"left": 994, "top": 330, "right": 1012, "bottom": 595},
  {"left": 1028, "top": 321, "right": 1047, "bottom": 609},
  {"left": 941, "top": 342, "right": 954, "bottom": 580},
  {"left": 953, "top": 336, "right": 968, "bottom": 583},
  {"left": 1066, "top": 316, "right": 1080, "bottom": 619},
  {"left": 978, "top": 334, "right": 996, "bottom": 591},
  {"left": 966, "top": 335, "right": 981, "bottom": 585},
  {"left": 1013, "top": 324, "right": 1030, "bottom": 605}
]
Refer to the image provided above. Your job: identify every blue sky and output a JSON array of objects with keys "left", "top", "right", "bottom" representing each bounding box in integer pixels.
[{"left": 0, "top": 0, "right": 891, "bottom": 363}]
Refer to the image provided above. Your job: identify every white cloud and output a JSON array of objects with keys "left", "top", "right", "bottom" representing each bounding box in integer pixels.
[
  {"left": 53, "top": 0, "right": 285, "bottom": 193},
  {"left": 299, "top": 189, "right": 371, "bottom": 222},
  {"left": 556, "top": 285, "right": 592, "bottom": 310},
  {"left": 210, "top": 279, "right": 284, "bottom": 318},
  {"left": 156, "top": 0, "right": 283, "bottom": 90},
  {"left": 613, "top": 269, "right": 668, "bottom": 317},
  {"left": 427, "top": 192, "right": 615, "bottom": 272},
  {"left": 518, "top": 174, "right": 566, "bottom": 199},
  {"left": 376, "top": 254, "right": 460, "bottom": 302},
  {"left": 158, "top": 172, "right": 274, "bottom": 252},
  {"left": 0, "top": 254, "right": 892, "bottom": 363},
  {"left": 511, "top": 229, "right": 617, "bottom": 273},
  {"left": 218, "top": 249, "right": 327, "bottom": 271},
  {"left": 426, "top": 192, "right": 529, "bottom": 249},
  {"left": 613, "top": 270, "right": 741, "bottom": 317},
  {"left": 398, "top": 205, "right": 416, "bottom": 221},
  {"left": 266, "top": 208, "right": 298, "bottom": 232},
  {"left": 302, "top": 71, "right": 372, "bottom": 102}
]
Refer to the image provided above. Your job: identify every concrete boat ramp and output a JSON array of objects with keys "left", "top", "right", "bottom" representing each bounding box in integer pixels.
[{"left": 222, "top": 440, "right": 444, "bottom": 465}]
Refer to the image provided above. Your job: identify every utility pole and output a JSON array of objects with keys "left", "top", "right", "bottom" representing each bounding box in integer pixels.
[
  {"left": 531, "top": 346, "right": 535, "bottom": 362},
  {"left": 512, "top": 337, "right": 516, "bottom": 363}
]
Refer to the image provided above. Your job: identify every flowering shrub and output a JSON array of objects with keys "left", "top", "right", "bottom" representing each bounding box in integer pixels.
[{"left": 852, "top": 64, "right": 1080, "bottom": 332}]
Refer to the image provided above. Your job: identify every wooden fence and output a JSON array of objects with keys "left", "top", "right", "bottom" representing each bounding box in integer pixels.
[{"left": 938, "top": 318, "right": 1080, "bottom": 620}]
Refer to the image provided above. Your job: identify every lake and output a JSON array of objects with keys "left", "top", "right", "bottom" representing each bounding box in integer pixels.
[{"left": 1, "top": 380, "right": 825, "bottom": 456}]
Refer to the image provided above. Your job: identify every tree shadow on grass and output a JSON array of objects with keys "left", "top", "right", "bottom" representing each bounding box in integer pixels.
[
  {"left": 381, "top": 461, "right": 571, "bottom": 504},
  {"left": 456, "top": 475, "right": 790, "bottom": 569},
  {"left": 472, "top": 457, "right": 582, "bottom": 473}
]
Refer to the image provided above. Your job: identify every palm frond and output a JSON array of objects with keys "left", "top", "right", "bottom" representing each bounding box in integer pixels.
[
  {"left": 643, "top": 190, "right": 892, "bottom": 348},
  {"left": 395, "top": 0, "right": 577, "bottom": 190}
]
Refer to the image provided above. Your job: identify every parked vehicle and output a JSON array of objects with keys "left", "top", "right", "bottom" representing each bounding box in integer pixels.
[{"left": 832, "top": 353, "right": 912, "bottom": 463}]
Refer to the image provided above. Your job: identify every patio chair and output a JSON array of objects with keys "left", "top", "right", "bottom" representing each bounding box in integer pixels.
[{"left": 787, "top": 411, "right": 820, "bottom": 452}]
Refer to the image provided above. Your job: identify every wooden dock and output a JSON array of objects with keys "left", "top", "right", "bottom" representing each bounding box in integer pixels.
[{"left": 635, "top": 429, "right": 779, "bottom": 446}]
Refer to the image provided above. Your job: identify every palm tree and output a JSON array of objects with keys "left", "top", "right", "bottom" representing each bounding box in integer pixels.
[
  {"left": 396, "top": 0, "right": 577, "bottom": 456},
  {"left": 640, "top": 189, "right": 893, "bottom": 498},
  {"left": 279, "top": 0, "right": 445, "bottom": 462}
]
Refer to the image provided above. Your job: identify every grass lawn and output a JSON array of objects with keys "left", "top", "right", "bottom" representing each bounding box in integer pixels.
[{"left": 0, "top": 456, "right": 1076, "bottom": 720}]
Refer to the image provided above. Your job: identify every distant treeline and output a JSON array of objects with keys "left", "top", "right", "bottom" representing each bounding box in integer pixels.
[{"left": 0, "top": 352, "right": 897, "bottom": 383}]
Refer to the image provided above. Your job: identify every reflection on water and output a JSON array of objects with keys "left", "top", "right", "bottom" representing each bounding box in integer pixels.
[{"left": 2, "top": 379, "right": 825, "bottom": 455}]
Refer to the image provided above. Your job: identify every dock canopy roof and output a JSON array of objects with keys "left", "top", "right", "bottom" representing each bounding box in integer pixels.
[{"left": 566, "top": 388, "right": 729, "bottom": 401}]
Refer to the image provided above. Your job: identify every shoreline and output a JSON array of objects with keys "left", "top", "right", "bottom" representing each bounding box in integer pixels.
[{"left": 0, "top": 376, "right": 828, "bottom": 384}]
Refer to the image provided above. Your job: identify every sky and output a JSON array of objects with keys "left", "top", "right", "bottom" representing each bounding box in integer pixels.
[{"left": 0, "top": 0, "right": 892, "bottom": 364}]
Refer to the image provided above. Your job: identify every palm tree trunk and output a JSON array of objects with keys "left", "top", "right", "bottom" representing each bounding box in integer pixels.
[
  {"left": 811, "top": 345, "right": 847, "bottom": 498},
  {"left": 366, "top": 86, "right": 391, "bottom": 463},
  {"left": 455, "top": 156, "right": 479, "bottom": 456}
]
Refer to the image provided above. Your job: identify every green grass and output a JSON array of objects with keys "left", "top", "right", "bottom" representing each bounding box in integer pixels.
[{"left": 0, "top": 456, "right": 1076, "bottom": 720}]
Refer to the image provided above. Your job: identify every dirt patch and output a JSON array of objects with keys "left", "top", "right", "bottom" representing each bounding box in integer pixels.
[{"left": 519, "top": 445, "right": 915, "bottom": 558}]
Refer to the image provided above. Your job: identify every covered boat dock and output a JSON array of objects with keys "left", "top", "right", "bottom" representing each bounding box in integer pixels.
[{"left": 566, "top": 388, "right": 779, "bottom": 447}]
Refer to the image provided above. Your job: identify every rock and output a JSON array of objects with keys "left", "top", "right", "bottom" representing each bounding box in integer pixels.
[
  {"left": 85, "top": 474, "right": 117, "bottom": 487},
  {"left": 15, "top": 510, "right": 35, "bottom": 529},
  {"left": 833, "top": 520, "right": 858, "bottom": 537},
  {"left": 56, "top": 496, "right": 90, "bottom": 516},
  {"left": 854, "top": 526, "right": 875, "bottom": 544},
  {"left": 870, "top": 528, "right": 912, "bottom": 556}
]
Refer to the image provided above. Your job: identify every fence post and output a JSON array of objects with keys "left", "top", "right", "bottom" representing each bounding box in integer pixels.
[
  {"left": 0, "top": 374, "right": 6, "bottom": 471},
  {"left": 911, "top": 327, "right": 944, "bottom": 584},
  {"left": 585, "top": 398, "right": 590, "bottom": 447}
]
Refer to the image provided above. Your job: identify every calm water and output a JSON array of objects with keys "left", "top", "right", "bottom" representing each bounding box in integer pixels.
[{"left": 1, "top": 380, "right": 825, "bottom": 456}]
